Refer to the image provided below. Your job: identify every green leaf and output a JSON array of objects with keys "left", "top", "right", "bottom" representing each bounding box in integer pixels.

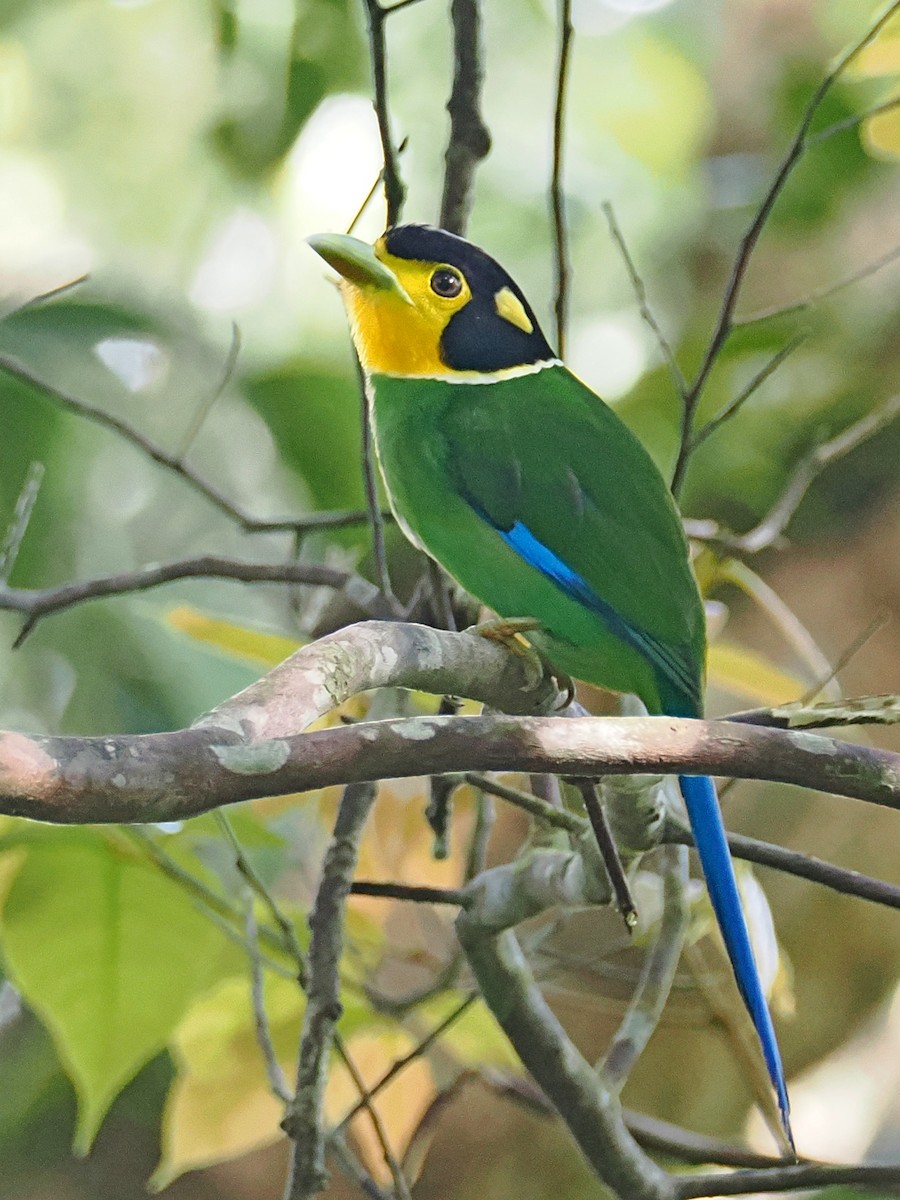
[{"left": 0, "top": 828, "right": 235, "bottom": 1152}]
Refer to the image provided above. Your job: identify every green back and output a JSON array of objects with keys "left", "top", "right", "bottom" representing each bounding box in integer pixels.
[{"left": 369, "top": 365, "right": 706, "bottom": 717}]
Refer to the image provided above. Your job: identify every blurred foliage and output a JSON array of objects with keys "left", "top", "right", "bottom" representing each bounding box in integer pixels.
[{"left": 1, "top": 0, "right": 899, "bottom": 1197}]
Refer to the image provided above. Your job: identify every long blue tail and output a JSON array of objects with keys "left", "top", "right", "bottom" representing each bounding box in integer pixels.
[{"left": 679, "top": 773, "right": 793, "bottom": 1150}]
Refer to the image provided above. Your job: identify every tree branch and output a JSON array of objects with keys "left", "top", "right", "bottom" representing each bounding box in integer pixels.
[
  {"left": 363, "top": 1, "right": 406, "bottom": 226},
  {"left": 1, "top": 622, "right": 899, "bottom": 826},
  {"left": 0, "top": 555, "right": 395, "bottom": 647},
  {"left": 672, "top": 1161, "right": 900, "bottom": 1198},
  {"left": 669, "top": 0, "right": 900, "bottom": 496},
  {"left": 0, "top": 351, "right": 370, "bottom": 536},
  {"left": 283, "top": 782, "right": 395, "bottom": 1200},
  {"left": 599, "top": 845, "right": 688, "bottom": 1088},
  {"left": 456, "top": 921, "right": 677, "bottom": 1200},
  {"left": 728, "top": 394, "right": 900, "bottom": 553},
  {"left": 550, "top": 0, "right": 574, "bottom": 355},
  {"left": 439, "top": 0, "right": 491, "bottom": 236}
]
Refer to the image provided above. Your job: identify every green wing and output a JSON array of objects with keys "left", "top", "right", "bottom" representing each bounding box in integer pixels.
[{"left": 438, "top": 366, "right": 706, "bottom": 715}]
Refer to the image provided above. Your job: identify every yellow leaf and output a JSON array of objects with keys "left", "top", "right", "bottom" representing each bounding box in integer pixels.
[
  {"left": 166, "top": 605, "right": 302, "bottom": 667},
  {"left": 853, "top": 16, "right": 900, "bottom": 77},
  {"left": 863, "top": 105, "right": 900, "bottom": 159},
  {"left": 324, "top": 1029, "right": 436, "bottom": 1185},
  {"left": 154, "top": 974, "right": 303, "bottom": 1187},
  {"left": 707, "top": 642, "right": 806, "bottom": 707}
]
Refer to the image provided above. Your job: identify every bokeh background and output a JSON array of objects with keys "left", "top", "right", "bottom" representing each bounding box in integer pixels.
[{"left": 1, "top": 0, "right": 899, "bottom": 1197}]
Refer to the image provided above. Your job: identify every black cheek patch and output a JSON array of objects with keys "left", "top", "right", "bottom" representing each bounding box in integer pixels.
[{"left": 440, "top": 295, "right": 552, "bottom": 371}]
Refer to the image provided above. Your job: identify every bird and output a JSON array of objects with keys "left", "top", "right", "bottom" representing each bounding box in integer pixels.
[{"left": 308, "top": 222, "right": 792, "bottom": 1148}]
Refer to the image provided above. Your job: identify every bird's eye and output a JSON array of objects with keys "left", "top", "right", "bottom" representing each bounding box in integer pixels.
[{"left": 430, "top": 267, "right": 463, "bottom": 298}]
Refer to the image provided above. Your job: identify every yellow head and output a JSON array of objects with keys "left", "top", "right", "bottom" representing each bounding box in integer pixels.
[{"left": 308, "top": 225, "right": 554, "bottom": 378}]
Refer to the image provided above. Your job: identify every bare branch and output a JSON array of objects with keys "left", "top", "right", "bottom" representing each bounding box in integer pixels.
[
  {"left": 731, "top": 393, "right": 900, "bottom": 553},
  {"left": 624, "top": 1108, "right": 787, "bottom": 1170},
  {"left": 665, "top": 820, "right": 900, "bottom": 912},
  {"left": 439, "top": 0, "right": 491, "bottom": 236},
  {"left": 363, "top": 1, "right": 406, "bottom": 226},
  {"left": 463, "top": 772, "right": 585, "bottom": 834},
  {"left": 456, "top": 921, "right": 677, "bottom": 1200},
  {"left": 283, "top": 782, "right": 384, "bottom": 1200},
  {"left": 601, "top": 202, "right": 688, "bottom": 398},
  {"left": 550, "top": 0, "right": 574, "bottom": 354},
  {"left": 336, "top": 993, "right": 477, "bottom": 1129},
  {"left": 807, "top": 91, "right": 900, "bottom": 147},
  {"left": 669, "top": 0, "right": 900, "bottom": 497},
  {"left": 735, "top": 240, "right": 900, "bottom": 327},
  {"left": 244, "top": 896, "right": 294, "bottom": 1103},
  {"left": 673, "top": 1161, "right": 900, "bottom": 1198},
  {"left": 174, "top": 322, "right": 241, "bottom": 461},
  {"left": 0, "top": 273, "right": 90, "bottom": 322},
  {"left": 688, "top": 335, "right": 807, "bottom": 453},
  {"left": 350, "top": 881, "right": 468, "bottom": 905},
  {"left": 2, "top": 622, "right": 899, "bottom": 825},
  {"left": 599, "top": 845, "right": 688, "bottom": 1088},
  {"left": 575, "top": 778, "right": 637, "bottom": 928},
  {"left": 0, "top": 554, "right": 395, "bottom": 647},
  {"left": 0, "top": 351, "right": 372, "bottom": 536},
  {"left": 729, "top": 692, "right": 900, "bottom": 731},
  {"left": 355, "top": 355, "right": 398, "bottom": 610}
]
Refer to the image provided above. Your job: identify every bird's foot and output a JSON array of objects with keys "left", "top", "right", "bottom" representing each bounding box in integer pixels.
[
  {"left": 465, "top": 616, "right": 542, "bottom": 653},
  {"left": 466, "top": 618, "right": 574, "bottom": 709}
]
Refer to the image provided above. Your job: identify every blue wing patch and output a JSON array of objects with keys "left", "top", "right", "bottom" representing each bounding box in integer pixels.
[{"left": 497, "top": 519, "right": 700, "bottom": 714}]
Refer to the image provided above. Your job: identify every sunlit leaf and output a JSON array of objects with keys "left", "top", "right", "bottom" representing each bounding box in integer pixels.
[
  {"left": 154, "top": 972, "right": 303, "bottom": 1187},
  {"left": 0, "top": 829, "right": 235, "bottom": 1152},
  {"left": 862, "top": 105, "right": 900, "bottom": 159},
  {"left": 166, "top": 605, "right": 302, "bottom": 667},
  {"left": 707, "top": 641, "right": 806, "bottom": 706},
  {"left": 324, "top": 1028, "right": 437, "bottom": 1185}
]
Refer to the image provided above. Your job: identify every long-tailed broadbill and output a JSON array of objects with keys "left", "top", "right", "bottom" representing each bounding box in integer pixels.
[{"left": 309, "top": 223, "right": 792, "bottom": 1147}]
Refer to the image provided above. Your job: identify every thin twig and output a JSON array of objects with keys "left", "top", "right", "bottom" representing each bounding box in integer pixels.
[
  {"left": 688, "top": 334, "right": 807, "bottom": 453},
  {"left": 601, "top": 202, "right": 688, "bottom": 398},
  {"left": 735, "top": 240, "right": 900, "bottom": 326},
  {"left": 350, "top": 881, "right": 469, "bottom": 905},
  {"left": 284, "top": 782, "right": 410, "bottom": 1200},
  {"left": 464, "top": 781, "right": 495, "bottom": 882},
  {"left": 174, "top": 322, "right": 241, "bottom": 461},
  {"left": 730, "top": 393, "right": 900, "bottom": 553},
  {"left": 244, "top": 895, "right": 294, "bottom": 1102},
  {"left": 337, "top": 993, "right": 478, "bottom": 1129},
  {"left": 0, "top": 273, "right": 90, "bottom": 321},
  {"left": 599, "top": 845, "right": 688, "bottom": 1089},
  {"left": 0, "top": 462, "right": 44, "bottom": 583},
  {"left": 439, "top": 0, "right": 491, "bottom": 236},
  {"left": 575, "top": 779, "right": 637, "bottom": 928},
  {"left": 216, "top": 810, "right": 309, "bottom": 978},
  {"left": 326, "top": 1132, "right": 394, "bottom": 1200},
  {"left": 664, "top": 820, "right": 900, "bottom": 911},
  {"left": 125, "top": 828, "right": 295, "bottom": 972},
  {"left": 807, "top": 91, "right": 900, "bottom": 147},
  {"left": 550, "top": 0, "right": 574, "bottom": 355},
  {"left": 624, "top": 1108, "right": 788, "bottom": 1170},
  {"left": 0, "top": 351, "right": 373, "bottom": 535},
  {"left": 363, "top": 0, "right": 406, "bottom": 226},
  {"left": 355, "top": 355, "right": 397, "bottom": 609},
  {"left": 426, "top": 559, "right": 457, "bottom": 631},
  {"left": 0, "top": 553, "right": 395, "bottom": 648},
  {"left": 669, "top": 0, "right": 900, "bottom": 497},
  {"left": 463, "top": 772, "right": 586, "bottom": 834},
  {"left": 672, "top": 1161, "right": 900, "bottom": 1198}
]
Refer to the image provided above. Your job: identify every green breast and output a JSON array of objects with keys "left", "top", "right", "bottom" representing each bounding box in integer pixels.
[{"left": 368, "top": 367, "right": 705, "bottom": 716}]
